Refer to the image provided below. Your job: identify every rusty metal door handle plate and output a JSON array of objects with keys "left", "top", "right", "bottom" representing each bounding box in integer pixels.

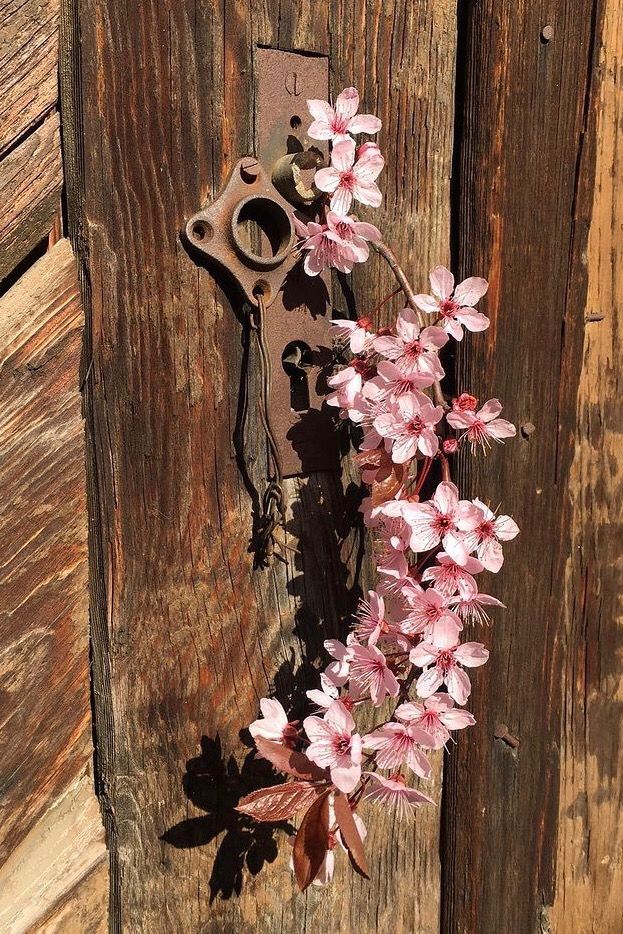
[
  {"left": 185, "top": 157, "right": 297, "bottom": 307},
  {"left": 183, "top": 49, "right": 338, "bottom": 477}
]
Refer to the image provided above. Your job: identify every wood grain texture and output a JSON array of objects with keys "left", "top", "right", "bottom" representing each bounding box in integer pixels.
[
  {"left": 0, "top": 0, "right": 60, "bottom": 156},
  {"left": 442, "top": 3, "right": 605, "bottom": 933},
  {"left": 551, "top": 1, "right": 623, "bottom": 929},
  {"left": 62, "top": 1, "right": 456, "bottom": 930},
  {"left": 0, "top": 240, "right": 106, "bottom": 930},
  {"left": 0, "top": 113, "right": 63, "bottom": 283}
]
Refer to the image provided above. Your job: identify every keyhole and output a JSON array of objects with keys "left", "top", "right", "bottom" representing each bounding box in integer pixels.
[{"left": 282, "top": 341, "right": 313, "bottom": 412}]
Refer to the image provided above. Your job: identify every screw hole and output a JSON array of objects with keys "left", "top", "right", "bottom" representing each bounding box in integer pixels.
[
  {"left": 192, "top": 221, "right": 212, "bottom": 242},
  {"left": 290, "top": 115, "right": 302, "bottom": 130},
  {"left": 252, "top": 279, "right": 271, "bottom": 301}
]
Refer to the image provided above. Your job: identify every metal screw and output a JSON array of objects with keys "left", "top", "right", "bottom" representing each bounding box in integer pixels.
[
  {"left": 521, "top": 421, "right": 536, "bottom": 439},
  {"left": 541, "top": 24, "right": 554, "bottom": 42},
  {"left": 494, "top": 723, "right": 520, "bottom": 748}
]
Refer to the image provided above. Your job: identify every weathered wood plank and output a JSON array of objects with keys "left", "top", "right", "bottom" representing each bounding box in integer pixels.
[
  {"left": 0, "top": 0, "right": 60, "bottom": 156},
  {"left": 62, "top": 0, "right": 456, "bottom": 930},
  {"left": 0, "top": 240, "right": 106, "bottom": 930},
  {"left": 31, "top": 858, "right": 108, "bottom": 934},
  {"left": 0, "top": 771, "right": 106, "bottom": 934},
  {"left": 442, "top": 3, "right": 604, "bottom": 933},
  {"left": 0, "top": 112, "right": 63, "bottom": 283},
  {"left": 551, "top": 1, "right": 623, "bottom": 929}
]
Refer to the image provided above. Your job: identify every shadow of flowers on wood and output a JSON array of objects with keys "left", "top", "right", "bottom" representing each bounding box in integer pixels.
[{"left": 160, "top": 734, "right": 292, "bottom": 902}]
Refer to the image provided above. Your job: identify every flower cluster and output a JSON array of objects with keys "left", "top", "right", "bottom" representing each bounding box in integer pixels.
[{"left": 237, "top": 89, "right": 519, "bottom": 891}]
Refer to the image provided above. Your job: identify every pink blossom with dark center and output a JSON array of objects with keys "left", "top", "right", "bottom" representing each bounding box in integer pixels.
[
  {"left": 363, "top": 720, "right": 434, "bottom": 777},
  {"left": 373, "top": 308, "right": 448, "bottom": 380},
  {"left": 329, "top": 315, "right": 376, "bottom": 354},
  {"left": 307, "top": 88, "right": 382, "bottom": 143},
  {"left": 294, "top": 217, "right": 356, "bottom": 276},
  {"left": 349, "top": 643, "right": 400, "bottom": 706},
  {"left": 303, "top": 700, "right": 363, "bottom": 793},
  {"left": 410, "top": 628, "right": 489, "bottom": 705},
  {"left": 395, "top": 694, "right": 476, "bottom": 749},
  {"left": 402, "top": 481, "right": 482, "bottom": 564},
  {"left": 374, "top": 390, "right": 443, "bottom": 462},
  {"left": 421, "top": 551, "right": 484, "bottom": 597},
  {"left": 326, "top": 211, "right": 381, "bottom": 262},
  {"left": 447, "top": 398, "right": 516, "bottom": 451},
  {"left": 315, "top": 138, "right": 384, "bottom": 216},
  {"left": 469, "top": 499, "right": 520, "bottom": 572},
  {"left": 414, "top": 265, "right": 490, "bottom": 341},
  {"left": 399, "top": 580, "right": 463, "bottom": 642}
]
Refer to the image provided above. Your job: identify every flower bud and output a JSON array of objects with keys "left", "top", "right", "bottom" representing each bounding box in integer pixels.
[
  {"left": 453, "top": 392, "right": 478, "bottom": 411},
  {"left": 443, "top": 438, "right": 459, "bottom": 454}
]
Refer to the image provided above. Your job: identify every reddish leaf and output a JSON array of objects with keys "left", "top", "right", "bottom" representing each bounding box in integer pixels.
[
  {"left": 254, "top": 737, "right": 329, "bottom": 782},
  {"left": 236, "top": 781, "right": 324, "bottom": 822},
  {"left": 293, "top": 790, "right": 331, "bottom": 891},
  {"left": 371, "top": 462, "right": 406, "bottom": 506},
  {"left": 333, "top": 791, "right": 370, "bottom": 880}
]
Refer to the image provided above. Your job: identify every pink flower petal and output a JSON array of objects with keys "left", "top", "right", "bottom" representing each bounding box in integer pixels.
[
  {"left": 456, "top": 309, "right": 490, "bottom": 332},
  {"left": 314, "top": 166, "right": 340, "bottom": 193},
  {"left": 416, "top": 666, "right": 444, "bottom": 698},
  {"left": 308, "top": 119, "right": 336, "bottom": 140},
  {"left": 414, "top": 293, "right": 440, "bottom": 314},
  {"left": 453, "top": 642, "right": 489, "bottom": 667},
  {"left": 454, "top": 276, "right": 488, "bottom": 306},
  {"left": 446, "top": 667, "right": 471, "bottom": 705},
  {"left": 430, "top": 265, "right": 454, "bottom": 300},
  {"left": 331, "top": 137, "right": 356, "bottom": 171},
  {"left": 352, "top": 179, "right": 383, "bottom": 207},
  {"left": 307, "top": 98, "right": 334, "bottom": 122},
  {"left": 335, "top": 86, "right": 360, "bottom": 118},
  {"left": 347, "top": 113, "right": 382, "bottom": 134}
]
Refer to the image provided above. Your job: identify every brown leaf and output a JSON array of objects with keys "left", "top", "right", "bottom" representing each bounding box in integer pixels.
[
  {"left": 293, "top": 790, "right": 331, "bottom": 891},
  {"left": 254, "top": 737, "right": 329, "bottom": 783},
  {"left": 333, "top": 791, "right": 370, "bottom": 880},
  {"left": 371, "top": 462, "right": 406, "bottom": 505},
  {"left": 236, "top": 782, "right": 323, "bottom": 822}
]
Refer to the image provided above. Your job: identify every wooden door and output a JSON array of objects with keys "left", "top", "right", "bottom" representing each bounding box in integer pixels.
[{"left": 2, "top": 1, "right": 622, "bottom": 932}]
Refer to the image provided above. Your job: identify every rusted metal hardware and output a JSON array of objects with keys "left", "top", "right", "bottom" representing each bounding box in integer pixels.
[
  {"left": 184, "top": 48, "right": 337, "bottom": 478},
  {"left": 255, "top": 47, "right": 337, "bottom": 476},
  {"left": 185, "top": 158, "right": 297, "bottom": 307}
]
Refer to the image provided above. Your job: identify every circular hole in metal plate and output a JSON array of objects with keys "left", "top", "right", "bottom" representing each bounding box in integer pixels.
[
  {"left": 191, "top": 221, "right": 213, "bottom": 242},
  {"left": 231, "top": 196, "right": 294, "bottom": 269}
]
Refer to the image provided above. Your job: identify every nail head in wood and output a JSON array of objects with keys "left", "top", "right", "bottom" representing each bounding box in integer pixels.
[
  {"left": 541, "top": 25, "right": 554, "bottom": 42},
  {"left": 521, "top": 421, "right": 536, "bottom": 439}
]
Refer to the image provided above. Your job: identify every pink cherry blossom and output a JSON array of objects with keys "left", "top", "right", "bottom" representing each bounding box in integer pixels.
[
  {"left": 304, "top": 700, "right": 363, "bottom": 793},
  {"left": 403, "top": 481, "right": 482, "bottom": 563},
  {"left": 447, "top": 398, "right": 516, "bottom": 451},
  {"left": 374, "top": 391, "right": 443, "bottom": 462},
  {"left": 373, "top": 308, "right": 447, "bottom": 380},
  {"left": 363, "top": 721, "right": 434, "bottom": 777},
  {"left": 294, "top": 217, "right": 356, "bottom": 275},
  {"left": 415, "top": 265, "right": 490, "bottom": 341},
  {"left": 315, "top": 138, "right": 384, "bottom": 216},
  {"left": 307, "top": 88, "right": 381, "bottom": 143},
  {"left": 323, "top": 638, "right": 353, "bottom": 686},
  {"left": 353, "top": 590, "right": 389, "bottom": 645},
  {"left": 367, "top": 359, "right": 435, "bottom": 397},
  {"left": 329, "top": 316, "right": 376, "bottom": 354},
  {"left": 249, "top": 698, "right": 298, "bottom": 745},
  {"left": 395, "top": 694, "right": 476, "bottom": 749},
  {"left": 421, "top": 551, "right": 484, "bottom": 597},
  {"left": 399, "top": 581, "right": 463, "bottom": 642},
  {"left": 326, "top": 211, "right": 381, "bottom": 262},
  {"left": 362, "top": 773, "right": 435, "bottom": 818},
  {"left": 306, "top": 673, "right": 339, "bottom": 711},
  {"left": 469, "top": 499, "right": 520, "bottom": 572},
  {"left": 326, "top": 358, "right": 374, "bottom": 411},
  {"left": 348, "top": 643, "right": 400, "bottom": 706},
  {"left": 448, "top": 578, "right": 506, "bottom": 625},
  {"left": 409, "top": 628, "right": 489, "bottom": 705}
]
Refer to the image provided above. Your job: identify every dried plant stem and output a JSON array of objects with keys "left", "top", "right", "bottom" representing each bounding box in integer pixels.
[{"left": 373, "top": 240, "right": 448, "bottom": 411}]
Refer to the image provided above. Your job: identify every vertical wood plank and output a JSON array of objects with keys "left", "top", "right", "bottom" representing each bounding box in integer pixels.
[
  {"left": 64, "top": 0, "right": 456, "bottom": 929},
  {"left": 552, "top": 0, "right": 623, "bottom": 928},
  {"left": 442, "top": 3, "right": 604, "bottom": 933},
  {"left": 0, "top": 241, "right": 106, "bottom": 932}
]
